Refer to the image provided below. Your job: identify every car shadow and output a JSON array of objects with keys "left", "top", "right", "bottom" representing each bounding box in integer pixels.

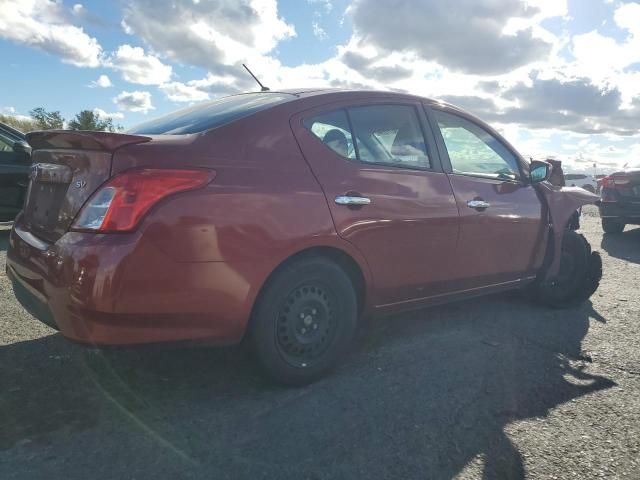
[
  {"left": 600, "top": 226, "right": 640, "bottom": 265},
  {"left": 0, "top": 294, "right": 614, "bottom": 479}
]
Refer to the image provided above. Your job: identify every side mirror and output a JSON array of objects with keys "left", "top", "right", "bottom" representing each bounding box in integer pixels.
[{"left": 530, "top": 160, "right": 550, "bottom": 184}]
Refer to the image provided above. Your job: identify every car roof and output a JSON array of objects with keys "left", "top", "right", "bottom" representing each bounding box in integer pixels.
[
  {"left": 242, "top": 88, "right": 445, "bottom": 105},
  {"left": 611, "top": 168, "right": 640, "bottom": 175}
]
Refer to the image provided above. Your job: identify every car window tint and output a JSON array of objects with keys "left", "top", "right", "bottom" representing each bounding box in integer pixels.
[
  {"left": 434, "top": 110, "right": 520, "bottom": 180},
  {"left": 348, "top": 105, "right": 431, "bottom": 169},
  {"left": 128, "top": 93, "right": 295, "bottom": 135},
  {"left": 0, "top": 134, "right": 14, "bottom": 152},
  {"left": 304, "top": 110, "right": 356, "bottom": 159}
]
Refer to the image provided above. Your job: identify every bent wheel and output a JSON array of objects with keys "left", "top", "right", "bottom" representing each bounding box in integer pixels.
[{"left": 535, "top": 231, "right": 601, "bottom": 308}]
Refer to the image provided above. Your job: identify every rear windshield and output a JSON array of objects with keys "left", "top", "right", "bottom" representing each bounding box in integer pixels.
[{"left": 128, "top": 93, "right": 295, "bottom": 135}]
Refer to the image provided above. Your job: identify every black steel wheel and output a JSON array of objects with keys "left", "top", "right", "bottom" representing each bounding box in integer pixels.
[
  {"left": 250, "top": 257, "right": 358, "bottom": 385},
  {"left": 275, "top": 283, "right": 338, "bottom": 368}
]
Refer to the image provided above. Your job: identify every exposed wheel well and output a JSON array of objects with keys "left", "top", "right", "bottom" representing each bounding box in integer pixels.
[{"left": 253, "top": 246, "right": 367, "bottom": 320}]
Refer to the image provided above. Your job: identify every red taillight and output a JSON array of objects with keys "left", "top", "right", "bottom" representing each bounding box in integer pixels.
[
  {"left": 612, "top": 176, "right": 630, "bottom": 185},
  {"left": 602, "top": 175, "right": 630, "bottom": 189},
  {"left": 601, "top": 176, "right": 615, "bottom": 189},
  {"left": 71, "top": 168, "right": 214, "bottom": 233}
]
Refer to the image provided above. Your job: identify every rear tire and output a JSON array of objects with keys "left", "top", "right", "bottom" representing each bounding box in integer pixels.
[
  {"left": 249, "top": 257, "right": 357, "bottom": 386},
  {"left": 534, "top": 231, "right": 602, "bottom": 308},
  {"left": 602, "top": 218, "right": 625, "bottom": 234}
]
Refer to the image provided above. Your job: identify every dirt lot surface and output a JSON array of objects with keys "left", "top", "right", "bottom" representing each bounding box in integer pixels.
[{"left": 1, "top": 206, "right": 639, "bottom": 479}]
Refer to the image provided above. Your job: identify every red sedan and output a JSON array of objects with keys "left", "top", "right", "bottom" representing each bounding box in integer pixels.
[{"left": 7, "top": 89, "right": 602, "bottom": 384}]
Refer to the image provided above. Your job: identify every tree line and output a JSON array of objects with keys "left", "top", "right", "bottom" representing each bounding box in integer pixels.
[{"left": 0, "top": 108, "right": 122, "bottom": 133}]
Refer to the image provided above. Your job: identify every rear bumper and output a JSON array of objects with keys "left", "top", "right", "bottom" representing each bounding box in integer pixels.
[
  {"left": 6, "top": 220, "right": 265, "bottom": 346},
  {"left": 599, "top": 201, "right": 640, "bottom": 222}
]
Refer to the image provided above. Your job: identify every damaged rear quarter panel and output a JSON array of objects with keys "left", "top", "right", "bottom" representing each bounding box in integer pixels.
[{"left": 538, "top": 183, "right": 600, "bottom": 279}]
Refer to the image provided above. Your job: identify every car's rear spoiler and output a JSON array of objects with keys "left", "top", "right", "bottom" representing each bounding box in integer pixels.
[{"left": 26, "top": 130, "right": 152, "bottom": 152}]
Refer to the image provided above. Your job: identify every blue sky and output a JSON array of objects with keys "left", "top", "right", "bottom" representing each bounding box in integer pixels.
[{"left": 1, "top": 0, "right": 639, "bottom": 173}]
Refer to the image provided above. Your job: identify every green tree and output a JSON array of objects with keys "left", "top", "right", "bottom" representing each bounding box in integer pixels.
[
  {"left": 68, "top": 110, "right": 118, "bottom": 132},
  {"left": 29, "top": 107, "right": 65, "bottom": 130},
  {"left": 0, "top": 114, "right": 37, "bottom": 132}
]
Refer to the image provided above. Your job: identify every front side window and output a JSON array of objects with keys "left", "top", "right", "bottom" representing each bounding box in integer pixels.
[
  {"left": 305, "top": 104, "right": 431, "bottom": 169},
  {"left": 434, "top": 110, "right": 520, "bottom": 180}
]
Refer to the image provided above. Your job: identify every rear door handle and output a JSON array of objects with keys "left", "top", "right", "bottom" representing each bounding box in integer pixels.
[
  {"left": 467, "top": 199, "right": 490, "bottom": 209},
  {"left": 335, "top": 195, "right": 371, "bottom": 206}
]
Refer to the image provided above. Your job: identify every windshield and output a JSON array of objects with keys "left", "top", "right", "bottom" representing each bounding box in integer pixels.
[{"left": 128, "top": 93, "right": 295, "bottom": 135}]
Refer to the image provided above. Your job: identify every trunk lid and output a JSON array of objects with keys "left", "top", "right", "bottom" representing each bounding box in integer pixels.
[
  {"left": 22, "top": 130, "right": 150, "bottom": 242},
  {"left": 613, "top": 170, "right": 640, "bottom": 200}
]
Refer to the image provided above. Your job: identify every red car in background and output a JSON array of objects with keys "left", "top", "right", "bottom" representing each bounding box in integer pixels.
[{"left": 7, "top": 90, "right": 602, "bottom": 384}]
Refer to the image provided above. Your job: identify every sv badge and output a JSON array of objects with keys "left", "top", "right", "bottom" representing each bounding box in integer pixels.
[{"left": 75, "top": 180, "right": 87, "bottom": 189}]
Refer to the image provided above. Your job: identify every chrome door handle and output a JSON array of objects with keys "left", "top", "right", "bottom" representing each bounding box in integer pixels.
[
  {"left": 467, "top": 199, "right": 490, "bottom": 209},
  {"left": 335, "top": 195, "right": 371, "bottom": 206}
]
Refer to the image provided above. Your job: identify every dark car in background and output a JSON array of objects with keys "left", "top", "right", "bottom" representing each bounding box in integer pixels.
[
  {"left": 0, "top": 122, "right": 31, "bottom": 222},
  {"left": 599, "top": 168, "right": 640, "bottom": 233}
]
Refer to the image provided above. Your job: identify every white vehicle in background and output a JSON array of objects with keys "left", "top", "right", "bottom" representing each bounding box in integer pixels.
[{"left": 564, "top": 173, "right": 598, "bottom": 193}]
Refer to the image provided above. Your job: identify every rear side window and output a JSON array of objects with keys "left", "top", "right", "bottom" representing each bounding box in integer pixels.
[
  {"left": 303, "top": 110, "right": 356, "bottom": 159},
  {"left": 305, "top": 104, "right": 431, "bottom": 169},
  {"left": 128, "top": 93, "right": 295, "bottom": 135}
]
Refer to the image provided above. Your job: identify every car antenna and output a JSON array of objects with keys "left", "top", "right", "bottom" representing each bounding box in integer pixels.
[{"left": 243, "top": 64, "right": 270, "bottom": 92}]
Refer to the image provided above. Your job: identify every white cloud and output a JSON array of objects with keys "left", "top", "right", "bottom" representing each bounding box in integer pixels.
[
  {"left": 613, "top": 2, "right": 640, "bottom": 37},
  {"left": 312, "top": 22, "right": 328, "bottom": 40},
  {"left": 308, "top": 0, "right": 333, "bottom": 14},
  {"left": 0, "top": 0, "right": 102, "bottom": 67},
  {"left": 93, "top": 108, "right": 125, "bottom": 120},
  {"left": 107, "top": 44, "right": 172, "bottom": 85},
  {"left": 89, "top": 74, "right": 113, "bottom": 88},
  {"left": 159, "top": 72, "right": 244, "bottom": 103},
  {"left": 570, "top": 2, "right": 640, "bottom": 85},
  {"left": 72, "top": 3, "right": 86, "bottom": 16},
  {"left": 120, "top": 0, "right": 295, "bottom": 70},
  {"left": 160, "top": 82, "right": 210, "bottom": 103},
  {"left": 346, "top": 0, "right": 562, "bottom": 74},
  {"left": 113, "top": 90, "right": 154, "bottom": 113}
]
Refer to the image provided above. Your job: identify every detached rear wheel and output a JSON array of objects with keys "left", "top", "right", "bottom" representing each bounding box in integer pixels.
[
  {"left": 602, "top": 218, "right": 625, "bottom": 234},
  {"left": 250, "top": 257, "right": 357, "bottom": 385}
]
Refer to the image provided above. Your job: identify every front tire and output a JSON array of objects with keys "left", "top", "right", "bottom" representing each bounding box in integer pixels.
[
  {"left": 250, "top": 257, "right": 358, "bottom": 386},
  {"left": 602, "top": 218, "right": 625, "bottom": 234},
  {"left": 534, "top": 231, "right": 602, "bottom": 308}
]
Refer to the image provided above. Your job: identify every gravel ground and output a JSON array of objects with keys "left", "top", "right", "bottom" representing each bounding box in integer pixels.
[{"left": 1, "top": 206, "right": 639, "bottom": 479}]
